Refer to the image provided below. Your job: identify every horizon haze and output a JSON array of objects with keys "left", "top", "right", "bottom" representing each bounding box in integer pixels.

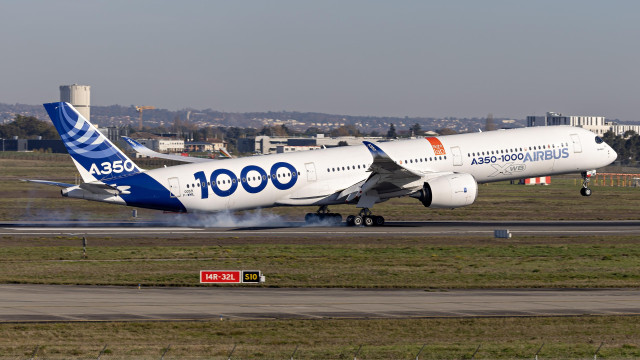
[{"left": 0, "top": 1, "right": 638, "bottom": 121}]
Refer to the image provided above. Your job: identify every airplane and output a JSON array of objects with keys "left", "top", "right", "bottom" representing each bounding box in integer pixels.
[{"left": 27, "top": 102, "right": 617, "bottom": 227}]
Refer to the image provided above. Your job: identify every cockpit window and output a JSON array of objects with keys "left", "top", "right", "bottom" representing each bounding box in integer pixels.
[{"left": 595, "top": 136, "right": 604, "bottom": 144}]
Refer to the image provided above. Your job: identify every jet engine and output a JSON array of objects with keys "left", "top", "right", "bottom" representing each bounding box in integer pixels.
[{"left": 413, "top": 173, "right": 478, "bottom": 208}]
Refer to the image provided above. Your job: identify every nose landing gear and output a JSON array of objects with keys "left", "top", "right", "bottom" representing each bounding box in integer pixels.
[{"left": 580, "top": 170, "right": 596, "bottom": 196}]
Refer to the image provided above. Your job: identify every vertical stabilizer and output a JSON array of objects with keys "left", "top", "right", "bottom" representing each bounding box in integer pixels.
[{"left": 43, "top": 102, "right": 141, "bottom": 182}]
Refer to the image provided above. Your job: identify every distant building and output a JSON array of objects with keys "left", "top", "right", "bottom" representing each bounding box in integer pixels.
[
  {"left": 613, "top": 124, "right": 640, "bottom": 136},
  {"left": 527, "top": 112, "right": 610, "bottom": 135},
  {"left": 206, "top": 138, "right": 228, "bottom": 151},
  {"left": 184, "top": 139, "right": 228, "bottom": 152},
  {"left": 97, "top": 126, "right": 129, "bottom": 143},
  {"left": 526, "top": 111, "right": 640, "bottom": 136},
  {"left": 0, "top": 138, "right": 66, "bottom": 153},
  {"left": 130, "top": 132, "right": 184, "bottom": 153},
  {"left": 239, "top": 134, "right": 385, "bottom": 155},
  {"left": 276, "top": 145, "right": 322, "bottom": 153}
]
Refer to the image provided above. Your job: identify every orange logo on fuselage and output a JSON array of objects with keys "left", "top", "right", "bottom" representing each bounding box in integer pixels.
[{"left": 425, "top": 137, "right": 446, "bottom": 155}]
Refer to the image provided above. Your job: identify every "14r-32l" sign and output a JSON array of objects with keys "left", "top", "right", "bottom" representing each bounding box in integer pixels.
[{"left": 200, "top": 270, "right": 263, "bottom": 284}]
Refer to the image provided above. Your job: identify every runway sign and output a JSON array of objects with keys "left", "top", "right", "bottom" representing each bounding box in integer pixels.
[
  {"left": 200, "top": 270, "right": 264, "bottom": 284},
  {"left": 200, "top": 270, "right": 241, "bottom": 283},
  {"left": 242, "top": 270, "right": 261, "bottom": 284}
]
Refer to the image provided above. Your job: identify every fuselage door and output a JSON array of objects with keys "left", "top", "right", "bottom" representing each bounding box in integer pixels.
[
  {"left": 570, "top": 134, "right": 582, "bottom": 153},
  {"left": 168, "top": 177, "right": 181, "bottom": 198},
  {"left": 451, "top": 146, "right": 463, "bottom": 166},
  {"left": 305, "top": 162, "right": 317, "bottom": 182}
]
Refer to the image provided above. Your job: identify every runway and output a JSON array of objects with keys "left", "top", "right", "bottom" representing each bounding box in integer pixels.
[
  {"left": 2, "top": 220, "right": 640, "bottom": 237},
  {"left": 1, "top": 285, "right": 638, "bottom": 322},
  {"left": 2, "top": 220, "right": 638, "bottom": 323}
]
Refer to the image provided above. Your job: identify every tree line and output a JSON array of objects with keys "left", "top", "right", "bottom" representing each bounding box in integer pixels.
[
  {"left": 602, "top": 130, "right": 640, "bottom": 165},
  {"left": 0, "top": 115, "right": 58, "bottom": 139}
]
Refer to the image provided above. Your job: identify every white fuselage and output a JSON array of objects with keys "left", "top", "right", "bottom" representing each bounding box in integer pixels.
[{"left": 140, "top": 126, "right": 615, "bottom": 212}]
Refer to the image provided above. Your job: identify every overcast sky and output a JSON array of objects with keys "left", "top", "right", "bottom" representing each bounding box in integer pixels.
[{"left": 0, "top": 1, "right": 638, "bottom": 120}]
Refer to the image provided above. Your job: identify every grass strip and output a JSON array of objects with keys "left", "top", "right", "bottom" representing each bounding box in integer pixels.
[{"left": 0, "top": 316, "right": 638, "bottom": 359}]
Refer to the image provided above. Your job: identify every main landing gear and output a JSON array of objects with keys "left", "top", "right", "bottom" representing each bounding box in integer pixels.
[
  {"left": 304, "top": 205, "right": 342, "bottom": 224},
  {"left": 345, "top": 208, "right": 385, "bottom": 227},
  {"left": 580, "top": 170, "right": 595, "bottom": 197},
  {"left": 303, "top": 206, "right": 385, "bottom": 226}
]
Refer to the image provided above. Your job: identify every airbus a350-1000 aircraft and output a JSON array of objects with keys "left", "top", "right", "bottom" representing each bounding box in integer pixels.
[{"left": 29, "top": 102, "right": 617, "bottom": 226}]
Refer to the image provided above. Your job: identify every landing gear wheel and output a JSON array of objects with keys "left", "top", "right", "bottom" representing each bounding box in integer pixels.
[
  {"left": 306, "top": 206, "right": 343, "bottom": 225},
  {"left": 363, "top": 216, "right": 374, "bottom": 227},
  {"left": 580, "top": 170, "right": 595, "bottom": 197},
  {"left": 345, "top": 208, "right": 385, "bottom": 227},
  {"left": 304, "top": 213, "right": 317, "bottom": 223},
  {"left": 346, "top": 215, "right": 355, "bottom": 226}
]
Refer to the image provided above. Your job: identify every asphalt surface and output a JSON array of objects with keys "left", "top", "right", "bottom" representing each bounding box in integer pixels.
[
  {"left": 2, "top": 220, "right": 639, "bottom": 323},
  {"left": 1, "top": 285, "right": 639, "bottom": 322},
  {"left": 2, "top": 220, "right": 640, "bottom": 237}
]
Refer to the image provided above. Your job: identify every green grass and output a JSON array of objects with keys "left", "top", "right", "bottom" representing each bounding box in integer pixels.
[
  {"left": 1, "top": 236, "right": 639, "bottom": 288},
  {"left": 0, "top": 316, "right": 638, "bottom": 359}
]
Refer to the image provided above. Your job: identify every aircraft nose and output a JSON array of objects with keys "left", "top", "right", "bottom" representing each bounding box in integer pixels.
[{"left": 608, "top": 144, "right": 618, "bottom": 162}]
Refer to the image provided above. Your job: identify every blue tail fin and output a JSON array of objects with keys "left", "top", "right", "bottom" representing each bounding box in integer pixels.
[{"left": 44, "top": 102, "right": 141, "bottom": 182}]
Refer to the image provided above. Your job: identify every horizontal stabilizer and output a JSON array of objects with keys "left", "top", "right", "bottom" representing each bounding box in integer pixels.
[{"left": 21, "top": 179, "right": 76, "bottom": 188}]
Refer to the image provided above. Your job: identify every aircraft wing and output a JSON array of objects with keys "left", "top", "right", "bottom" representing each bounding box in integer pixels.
[
  {"left": 121, "top": 136, "right": 211, "bottom": 163},
  {"left": 362, "top": 141, "right": 424, "bottom": 180},
  {"left": 337, "top": 141, "right": 435, "bottom": 207}
]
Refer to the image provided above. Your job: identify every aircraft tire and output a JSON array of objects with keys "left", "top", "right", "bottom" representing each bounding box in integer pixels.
[
  {"left": 352, "top": 216, "right": 363, "bottom": 226},
  {"left": 373, "top": 216, "right": 385, "bottom": 226},
  {"left": 332, "top": 213, "right": 343, "bottom": 224},
  {"left": 305, "top": 213, "right": 318, "bottom": 223},
  {"left": 346, "top": 215, "right": 355, "bottom": 226},
  {"left": 363, "top": 216, "right": 374, "bottom": 227}
]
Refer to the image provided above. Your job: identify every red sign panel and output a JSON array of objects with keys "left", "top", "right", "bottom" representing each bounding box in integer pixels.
[
  {"left": 200, "top": 270, "right": 241, "bottom": 283},
  {"left": 425, "top": 137, "right": 447, "bottom": 155}
]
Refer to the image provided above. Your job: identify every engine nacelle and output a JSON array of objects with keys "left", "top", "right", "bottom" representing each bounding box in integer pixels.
[{"left": 414, "top": 173, "right": 478, "bottom": 208}]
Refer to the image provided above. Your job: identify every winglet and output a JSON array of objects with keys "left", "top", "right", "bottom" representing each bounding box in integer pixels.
[
  {"left": 362, "top": 141, "right": 391, "bottom": 160},
  {"left": 122, "top": 136, "right": 146, "bottom": 151},
  {"left": 219, "top": 147, "right": 233, "bottom": 159}
]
